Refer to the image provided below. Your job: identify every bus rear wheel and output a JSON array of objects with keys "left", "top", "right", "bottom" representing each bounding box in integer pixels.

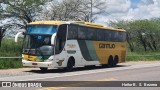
[
  {"left": 65, "top": 57, "right": 75, "bottom": 72},
  {"left": 113, "top": 55, "right": 119, "bottom": 67},
  {"left": 108, "top": 56, "right": 114, "bottom": 68},
  {"left": 40, "top": 67, "right": 48, "bottom": 72}
]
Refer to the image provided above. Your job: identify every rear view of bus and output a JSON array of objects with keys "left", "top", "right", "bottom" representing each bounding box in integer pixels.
[{"left": 15, "top": 21, "right": 126, "bottom": 71}]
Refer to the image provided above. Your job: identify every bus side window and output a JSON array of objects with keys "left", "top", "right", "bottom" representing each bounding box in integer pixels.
[
  {"left": 114, "top": 31, "right": 119, "bottom": 42},
  {"left": 87, "top": 28, "right": 97, "bottom": 40},
  {"left": 110, "top": 31, "right": 115, "bottom": 41},
  {"left": 118, "top": 32, "right": 123, "bottom": 42},
  {"left": 78, "top": 26, "right": 87, "bottom": 40},
  {"left": 121, "top": 32, "right": 127, "bottom": 42},
  {"left": 114, "top": 31, "right": 126, "bottom": 42},
  {"left": 68, "top": 25, "right": 78, "bottom": 40},
  {"left": 104, "top": 30, "right": 110, "bottom": 41},
  {"left": 55, "top": 24, "right": 67, "bottom": 54},
  {"left": 97, "top": 29, "right": 104, "bottom": 41}
]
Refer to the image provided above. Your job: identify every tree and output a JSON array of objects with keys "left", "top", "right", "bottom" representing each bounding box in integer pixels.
[
  {"left": 1, "top": 0, "right": 50, "bottom": 28},
  {"left": 130, "top": 20, "right": 160, "bottom": 51},
  {"left": 110, "top": 19, "right": 160, "bottom": 52},
  {"left": 41, "top": 0, "right": 106, "bottom": 22},
  {"left": 82, "top": 0, "right": 106, "bottom": 22},
  {"left": 0, "top": 26, "right": 6, "bottom": 47}
]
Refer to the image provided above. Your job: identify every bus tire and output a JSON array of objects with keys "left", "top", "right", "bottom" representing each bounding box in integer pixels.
[
  {"left": 40, "top": 67, "right": 48, "bottom": 72},
  {"left": 113, "top": 55, "right": 119, "bottom": 67},
  {"left": 108, "top": 56, "right": 113, "bottom": 68},
  {"left": 65, "top": 57, "right": 75, "bottom": 72}
]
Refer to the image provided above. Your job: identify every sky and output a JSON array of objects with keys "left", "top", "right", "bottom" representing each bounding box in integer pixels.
[
  {"left": 1, "top": 0, "right": 160, "bottom": 26},
  {"left": 96, "top": 0, "right": 160, "bottom": 25}
]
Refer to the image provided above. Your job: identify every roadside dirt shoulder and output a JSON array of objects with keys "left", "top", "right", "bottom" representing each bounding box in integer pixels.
[
  {"left": 0, "top": 68, "right": 39, "bottom": 78},
  {"left": 0, "top": 61, "right": 160, "bottom": 78}
]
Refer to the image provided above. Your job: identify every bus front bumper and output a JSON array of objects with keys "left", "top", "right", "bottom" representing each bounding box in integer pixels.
[{"left": 22, "top": 59, "right": 54, "bottom": 68}]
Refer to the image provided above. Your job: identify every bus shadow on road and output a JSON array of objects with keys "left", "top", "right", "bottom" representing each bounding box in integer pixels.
[{"left": 24, "top": 64, "right": 129, "bottom": 74}]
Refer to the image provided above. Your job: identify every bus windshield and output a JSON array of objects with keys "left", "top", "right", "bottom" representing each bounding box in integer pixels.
[
  {"left": 23, "top": 25, "right": 57, "bottom": 56},
  {"left": 23, "top": 35, "right": 53, "bottom": 56},
  {"left": 27, "top": 25, "right": 57, "bottom": 34}
]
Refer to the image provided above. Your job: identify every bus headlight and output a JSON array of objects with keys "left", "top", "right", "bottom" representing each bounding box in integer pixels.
[{"left": 45, "top": 59, "right": 53, "bottom": 62}]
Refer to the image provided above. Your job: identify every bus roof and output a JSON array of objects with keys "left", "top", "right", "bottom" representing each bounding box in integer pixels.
[
  {"left": 28, "top": 21, "right": 126, "bottom": 32},
  {"left": 28, "top": 21, "right": 65, "bottom": 25}
]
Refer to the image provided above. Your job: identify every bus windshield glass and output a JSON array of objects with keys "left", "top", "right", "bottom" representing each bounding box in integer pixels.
[
  {"left": 23, "top": 25, "right": 57, "bottom": 56},
  {"left": 23, "top": 35, "right": 53, "bottom": 55},
  {"left": 27, "top": 25, "right": 57, "bottom": 34}
]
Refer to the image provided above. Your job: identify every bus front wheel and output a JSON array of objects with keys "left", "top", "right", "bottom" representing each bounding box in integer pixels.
[
  {"left": 65, "top": 57, "right": 75, "bottom": 72},
  {"left": 40, "top": 67, "right": 48, "bottom": 72}
]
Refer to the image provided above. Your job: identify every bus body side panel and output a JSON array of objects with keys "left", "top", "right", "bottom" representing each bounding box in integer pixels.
[
  {"left": 77, "top": 40, "right": 126, "bottom": 65},
  {"left": 77, "top": 40, "right": 100, "bottom": 66},
  {"left": 56, "top": 40, "right": 101, "bottom": 67},
  {"left": 53, "top": 40, "right": 84, "bottom": 68},
  {"left": 93, "top": 41, "right": 126, "bottom": 64}
]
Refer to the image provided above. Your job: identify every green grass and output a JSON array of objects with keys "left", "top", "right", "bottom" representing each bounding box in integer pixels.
[
  {"left": 0, "top": 39, "right": 23, "bottom": 69},
  {"left": 126, "top": 51, "right": 160, "bottom": 61},
  {"left": 0, "top": 58, "right": 22, "bottom": 69},
  {"left": 0, "top": 39, "right": 22, "bottom": 57}
]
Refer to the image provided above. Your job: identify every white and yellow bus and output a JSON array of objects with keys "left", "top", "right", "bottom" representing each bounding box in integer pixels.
[{"left": 15, "top": 21, "right": 126, "bottom": 71}]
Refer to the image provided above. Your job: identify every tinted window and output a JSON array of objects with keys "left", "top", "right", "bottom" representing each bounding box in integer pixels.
[
  {"left": 55, "top": 24, "right": 67, "bottom": 54},
  {"left": 119, "top": 32, "right": 126, "bottom": 42},
  {"left": 78, "top": 26, "right": 87, "bottom": 39},
  {"left": 67, "top": 25, "right": 126, "bottom": 42},
  {"left": 111, "top": 31, "right": 127, "bottom": 42},
  {"left": 97, "top": 29, "right": 105, "bottom": 41},
  {"left": 27, "top": 25, "right": 57, "bottom": 34},
  {"left": 107, "top": 30, "right": 115, "bottom": 41},
  {"left": 68, "top": 25, "right": 78, "bottom": 40},
  {"left": 112, "top": 31, "right": 119, "bottom": 42},
  {"left": 104, "top": 30, "right": 111, "bottom": 41},
  {"left": 102, "top": 29, "right": 126, "bottom": 42},
  {"left": 87, "top": 28, "right": 97, "bottom": 40}
]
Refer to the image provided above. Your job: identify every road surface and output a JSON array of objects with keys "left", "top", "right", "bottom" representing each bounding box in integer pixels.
[{"left": 0, "top": 61, "right": 160, "bottom": 90}]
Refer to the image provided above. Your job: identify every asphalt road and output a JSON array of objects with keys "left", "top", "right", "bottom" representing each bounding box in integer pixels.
[{"left": 0, "top": 62, "right": 160, "bottom": 90}]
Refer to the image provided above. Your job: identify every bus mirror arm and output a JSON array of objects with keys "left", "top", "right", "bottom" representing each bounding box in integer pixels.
[
  {"left": 51, "top": 33, "right": 56, "bottom": 45},
  {"left": 15, "top": 32, "right": 23, "bottom": 42}
]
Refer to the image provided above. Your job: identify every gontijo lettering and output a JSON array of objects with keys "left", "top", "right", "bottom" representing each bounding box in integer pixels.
[{"left": 99, "top": 43, "right": 115, "bottom": 49}]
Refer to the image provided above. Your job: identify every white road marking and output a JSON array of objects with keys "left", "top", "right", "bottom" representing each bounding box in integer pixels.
[{"left": 0, "top": 63, "right": 160, "bottom": 81}]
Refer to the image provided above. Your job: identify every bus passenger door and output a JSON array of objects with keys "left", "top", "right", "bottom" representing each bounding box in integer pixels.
[
  {"left": 67, "top": 25, "right": 82, "bottom": 66},
  {"left": 54, "top": 24, "right": 67, "bottom": 67}
]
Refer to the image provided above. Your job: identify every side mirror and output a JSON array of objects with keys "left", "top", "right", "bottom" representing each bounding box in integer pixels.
[
  {"left": 51, "top": 33, "right": 56, "bottom": 45},
  {"left": 15, "top": 32, "right": 23, "bottom": 42}
]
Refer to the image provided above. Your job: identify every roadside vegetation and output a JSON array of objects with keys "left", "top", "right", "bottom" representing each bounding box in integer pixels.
[
  {"left": 0, "top": 39, "right": 22, "bottom": 57},
  {"left": 0, "top": 39, "right": 22, "bottom": 69},
  {"left": 127, "top": 51, "right": 160, "bottom": 61}
]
